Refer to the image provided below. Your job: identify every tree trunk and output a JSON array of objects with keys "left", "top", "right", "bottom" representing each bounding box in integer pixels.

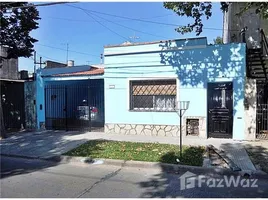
[{"left": 0, "top": 87, "right": 6, "bottom": 139}]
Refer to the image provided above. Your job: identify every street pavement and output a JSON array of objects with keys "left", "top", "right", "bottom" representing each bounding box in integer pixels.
[{"left": 1, "top": 156, "right": 268, "bottom": 198}]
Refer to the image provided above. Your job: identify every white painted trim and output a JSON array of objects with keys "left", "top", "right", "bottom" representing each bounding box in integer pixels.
[
  {"left": 104, "top": 45, "right": 207, "bottom": 56},
  {"left": 126, "top": 76, "right": 180, "bottom": 111},
  {"left": 0, "top": 78, "right": 26, "bottom": 82},
  {"left": 45, "top": 77, "right": 89, "bottom": 81},
  {"left": 126, "top": 79, "right": 130, "bottom": 110},
  {"left": 176, "top": 78, "right": 180, "bottom": 105},
  {"left": 43, "top": 75, "right": 104, "bottom": 81}
]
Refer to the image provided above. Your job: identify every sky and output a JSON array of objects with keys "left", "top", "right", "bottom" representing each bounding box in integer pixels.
[{"left": 19, "top": 2, "right": 224, "bottom": 72}]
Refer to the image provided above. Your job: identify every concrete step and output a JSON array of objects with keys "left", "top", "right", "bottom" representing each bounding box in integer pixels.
[
  {"left": 212, "top": 143, "right": 257, "bottom": 173},
  {"left": 208, "top": 145, "right": 241, "bottom": 171}
]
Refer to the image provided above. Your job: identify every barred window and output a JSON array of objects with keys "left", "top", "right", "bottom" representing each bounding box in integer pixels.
[{"left": 129, "top": 79, "right": 177, "bottom": 111}]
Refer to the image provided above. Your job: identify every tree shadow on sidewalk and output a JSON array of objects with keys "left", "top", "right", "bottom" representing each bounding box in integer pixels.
[
  {"left": 137, "top": 144, "right": 268, "bottom": 198},
  {"left": 0, "top": 130, "right": 91, "bottom": 179},
  {"left": 0, "top": 156, "right": 59, "bottom": 179},
  {"left": 244, "top": 143, "right": 268, "bottom": 173}
]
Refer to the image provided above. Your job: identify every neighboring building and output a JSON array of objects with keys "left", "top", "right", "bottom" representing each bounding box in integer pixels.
[
  {"left": 45, "top": 60, "right": 67, "bottom": 68},
  {"left": 1, "top": 79, "right": 26, "bottom": 131},
  {"left": 0, "top": 46, "right": 27, "bottom": 131},
  {"left": 0, "top": 46, "right": 18, "bottom": 80},
  {"left": 223, "top": 3, "right": 268, "bottom": 139},
  {"left": 104, "top": 37, "right": 247, "bottom": 140},
  {"left": 223, "top": 2, "right": 268, "bottom": 46},
  {"left": 36, "top": 63, "right": 104, "bottom": 131}
]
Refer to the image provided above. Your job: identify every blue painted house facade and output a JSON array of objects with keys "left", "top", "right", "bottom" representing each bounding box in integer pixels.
[
  {"left": 35, "top": 36, "right": 254, "bottom": 140},
  {"left": 104, "top": 37, "right": 247, "bottom": 140},
  {"left": 36, "top": 65, "right": 104, "bottom": 131}
]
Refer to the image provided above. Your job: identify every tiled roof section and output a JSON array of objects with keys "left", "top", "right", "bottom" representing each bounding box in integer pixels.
[
  {"left": 53, "top": 67, "right": 104, "bottom": 77},
  {"left": 91, "top": 64, "right": 104, "bottom": 68}
]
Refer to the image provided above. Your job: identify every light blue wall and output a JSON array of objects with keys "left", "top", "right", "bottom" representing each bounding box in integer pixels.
[{"left": 104, "top": 38, "right": 246, "bottom": 139}]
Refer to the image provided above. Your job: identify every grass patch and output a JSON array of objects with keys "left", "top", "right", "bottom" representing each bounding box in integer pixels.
[
  {"left": 245, "top": 145, "right": 268, "bottom": 173},
  {"left": 64, "top": 140, "right": 205, "bottom": 166}
]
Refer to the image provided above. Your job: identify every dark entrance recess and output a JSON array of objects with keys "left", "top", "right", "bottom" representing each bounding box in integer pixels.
[
  {"left": 1, "top": 80, "right": 25, "bottom": 131},
  {"left": 207, "top": 82, "right": 233, "bottom": 138},
  {"left": 44, "top": 80, "right": 104, "bottom": 132}
]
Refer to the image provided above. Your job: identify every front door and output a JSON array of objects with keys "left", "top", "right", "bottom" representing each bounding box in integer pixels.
[{"left": 207, "top": 82, "right": 233, "bottom": 138}]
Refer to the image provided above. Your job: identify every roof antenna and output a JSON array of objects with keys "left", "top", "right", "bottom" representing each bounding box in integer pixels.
[
  {"left": 129, "top": 32, "right": 140, "bottom": 43},
  {"left": 100, "top": 54, "right": 103, "bottom": 64},
  {"left": 61, "top": 42, "right": 69, "bottom": 64}
]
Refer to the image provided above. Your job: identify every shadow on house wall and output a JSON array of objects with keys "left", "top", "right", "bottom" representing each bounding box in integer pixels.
[{"left": 159, "top": 41, "right": 246, "bottom": 116}]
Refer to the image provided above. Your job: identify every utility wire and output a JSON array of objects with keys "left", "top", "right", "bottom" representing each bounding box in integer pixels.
[
  {"left": 45, "top": 13, "right": 174, "bottom": 23},
  {"left": 35, "top": 43, "right": 99, "bottom": 57},
  {"left": 67, "top": 4, "right": 240, "bottom": 32},
  {"left": 36, "top": 52, "right": 93, "bottom": 66},
  {"left": 81, "top": 8, "right": 129, "bottom": 41},
  {"left": 36, "top": 53, "right": 65, "bottom": 63},
  {"left": 87, "top": 11, "right": 170, "bottom": 40},
  {"left": 3, "top": 2, "right": 73, "bottom": 10},
  {"left": 4, "top": 3, "right": 240, "bottom": 32}
]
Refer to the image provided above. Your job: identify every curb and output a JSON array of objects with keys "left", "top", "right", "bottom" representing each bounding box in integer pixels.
[
  {"left": 1, "top": 153, "right": 268, "bottom": 179},
  {"left": 44, "top": 155, "right": 268, "bottom": 179}
]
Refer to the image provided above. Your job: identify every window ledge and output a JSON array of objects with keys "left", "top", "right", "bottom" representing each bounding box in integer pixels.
[{"left": 128, "top": 110, "right": 177, "bottom": 113}]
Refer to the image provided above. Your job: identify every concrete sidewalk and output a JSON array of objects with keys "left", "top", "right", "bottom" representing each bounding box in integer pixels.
[
  {"left": 68, "top": 132, "right": 257, "bottom": 172},
  {"left": 0, "top": 130, "right": 259, "bottom": 172},
  {"left": 0, "top": 130, "right": 89, "bottom": 159}
]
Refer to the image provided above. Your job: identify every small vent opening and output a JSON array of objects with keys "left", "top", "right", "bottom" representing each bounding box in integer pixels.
[{"left": 186, "top": 119, "right": 199, "bottom": 136}]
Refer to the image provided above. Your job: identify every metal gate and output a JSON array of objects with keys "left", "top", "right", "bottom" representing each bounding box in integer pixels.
[
  {"left": 45, "top": 80, "right": 104, "bottom": 131},
  {"left": 256, "top": 81, "right": 268, "bottom": 139}
]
